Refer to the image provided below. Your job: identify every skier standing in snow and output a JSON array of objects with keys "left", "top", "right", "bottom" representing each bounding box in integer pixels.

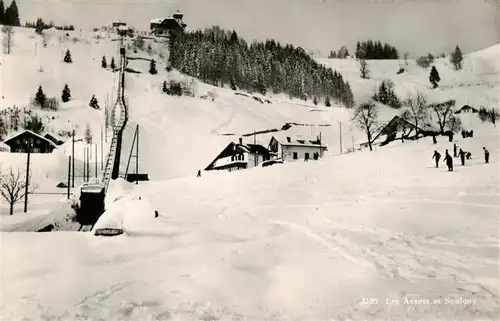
[
  {"left": 432, "top": 136, "right": 437, "bottom": 144},
  {"left": 444, "top": 150, "right": 453, "bottom": 171},
  {"left": 453, "top": 143, "right": 458, "bottom": 157},
  {"left": 197, "top": 169, "right": 201, "bottom": 177},
  {"left": 432, "top": 150, "right": 441, "bottom": 168},
  {"left": 483, "top": 147, "right": 490, "bottom": 163},
  {"left": 459, "top": 148, "right": 466, "bottom": 166}
]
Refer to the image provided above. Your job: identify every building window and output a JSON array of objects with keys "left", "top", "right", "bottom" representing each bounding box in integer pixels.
[
  {"left": 313, "top": 153, "right": 319, "bottom": 160},
  {"left": 305, "top": 153, "right": 309, "bottom": 160},
  {"left": 231, "top": 155, "right": 235, "bottom": 161},
  {"left": 293, "top": 152, "right": 298, "bottom": 159}
]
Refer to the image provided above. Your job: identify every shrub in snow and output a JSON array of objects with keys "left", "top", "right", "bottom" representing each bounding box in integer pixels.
[
  {"left": 110, "top": 57, "right": 116, "bottom": 70},
  {"left": 149, "top": 59, "right": 158, "bottom": 75},
  {"left": 23, "top": 113, "right": 45, "bottom": 134},
  {"left": 162, "top": 80, "right": 193, "bottom": 97},
  {"left": 61, "top": 84, "right": 71, "bottom": 102},
  {"left": 63, "top": 49, "right": 73, "bottom": 63},
  {"left": 101, "top": 56, "right": 107, "bottom": 68},
  {"left": 478, "top": 107, "right": 499, "bottom": 127},
  {"left": 450, "top": 45, "right": 463, "bottom": 71},
  {"left": 313, "top": 97, "right": 318, "bottom": 105},
  {"left": 44, "top": 97, "right": 59, "bottom": 111},
  {"left": 416, "top": 56, "right": 432, "bottom": 68},
  {"left": 325, "top": 96, "right": 331, "bottom": 107}
]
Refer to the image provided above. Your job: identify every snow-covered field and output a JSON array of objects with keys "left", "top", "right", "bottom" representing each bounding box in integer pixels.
[{"left": 1, "top": 26, "right": 499, "bottom": 320}]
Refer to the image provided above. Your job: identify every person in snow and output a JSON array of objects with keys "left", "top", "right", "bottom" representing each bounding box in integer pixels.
[
  {"left": 448, "top": 132, "right": 454, "bottom": 142},
  {"left": 453, "top": 143, "right": 458, "bottom": 157},
  {"left": 444, "top": 150, "right": 453, "bottom": 171},
  {"left": 483, "top": 147, "right": 490, "bottom": 163},
  {"left": 432, "top": 136, "right": 437, "bottom": 144},
  {"left": 459, "top": 148, "right": 466, "bottom": 166},
  {"left": 432, "top": 150, "right": 441, "bottom": 168},
  {"left": 154, "top": 210, "right": 159, "bottom": 218},
  {"left": 197, "top": 169, "right": 201, "bottom": 177},
  {"left": 466, "top": 152, "right": 472, "bottom": 160}
]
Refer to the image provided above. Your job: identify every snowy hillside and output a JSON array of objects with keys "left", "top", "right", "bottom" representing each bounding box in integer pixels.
[{"left": 1, "top": 24, "right": 500, "bottom": 320}]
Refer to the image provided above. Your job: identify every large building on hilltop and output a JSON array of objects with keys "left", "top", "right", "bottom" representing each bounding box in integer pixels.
[{"left": 150, "top": 10, "right": 187, "bottom": 36}]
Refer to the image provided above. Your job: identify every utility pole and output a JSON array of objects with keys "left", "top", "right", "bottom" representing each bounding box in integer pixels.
[
  {"left": 83, "top": 147, "right": 86, "bottom": 183},
  {"left": 24, "top": 140, "right": 31, "bottom": 213},
  {"left": 339, "top": 122, "right": 343, "bottom": 154},
  {"left": 319, "top": 132, "right": 323, "bottom": 158},
  {"left": 87, "top": 145, "right": 90, "bottom": 182},
  {"left": 254, "top": 130, "right": 257, "bottom": 167},
  {"left": 352, "top": 136, "right": 355, "bottom": 152},
  {"left": 136, "top": 124, "right": 139, "bottom": 184},
  {"left": 71, "top": 131, "right": 75, "bottom": 187},
  {"left": 100, "top": 126, "right": 103, "bottom": 170},
  {"left": 95, "top": 143, "right": 98, "bottom": 179},
  {"left": 67, "top": 156, "right": 71, "bottom": 199}
]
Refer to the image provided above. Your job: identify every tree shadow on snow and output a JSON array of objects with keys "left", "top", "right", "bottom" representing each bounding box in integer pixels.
[{"left": 125, "top": 230, "right": 187, "bottom": 238}]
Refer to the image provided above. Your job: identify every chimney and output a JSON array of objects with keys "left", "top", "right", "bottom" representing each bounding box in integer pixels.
[
  {"left": 286, "top": 137, "right": 291, "bottom": 143},
  {"left": 239, "top": 137, "right": 243, "bottom": 145}
]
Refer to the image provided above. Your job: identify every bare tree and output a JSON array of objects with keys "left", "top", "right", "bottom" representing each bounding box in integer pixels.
[
  {"left": 352, "top": 102, "right": 380, "bottom": 151},
  {"left": 404, "top": 52, "right": 410, "bottom": 66},
  {"left": 401, "top": 91, "right": 429, "bottom": 139},
  {"left": 0, "top": 168, "right": 38, "bottom": 215},
  {"left": 430, "top": 100, "right": 459, "bottom": 133},
  {"left": 360, "top": 59, "right": 369, "bottom": 79},
  {"left": 2, "top": 26, "right": 14, "bottom": 54}
]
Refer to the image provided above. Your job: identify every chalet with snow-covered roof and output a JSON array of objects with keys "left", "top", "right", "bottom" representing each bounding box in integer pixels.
[
  {"left": 373, "top": 115, "right": 440, "bottom": 146},
  {"left": 268, "top": 135, "right": 327, "bottom": 162},
  {"left": 43, "top": 132, "right": 65, "bottom": 146},
  {"left": 150, "top": 10, "right": 187, "bottom": 36},
  {"left": 205, "top": 138, "right": 275, "bottom": 172},
  {"left": 3, "top": 130, "right": 57, "bottom": 153},
  {"left": 112, "top": 21, "right": 127, "bottom": 28},
  {"left": 454, "top": 105, "right": 478, "bottom": 114}
]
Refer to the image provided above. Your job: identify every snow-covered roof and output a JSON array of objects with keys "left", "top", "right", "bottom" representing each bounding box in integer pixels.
[
  {"left": 43, "top": 132, "right": 64, "bottom": 142},
  {"left": 271, "top": 135, "right": 327, "bottom": 149},
  {"left": 3, "top": 130, "right": 57, "bottom": 147},
  {"left": 150, "top": 18, "right": 164, "bottom": 24},
  {"left": 0, "top": 141, "right": 11, "bottom": 152}
]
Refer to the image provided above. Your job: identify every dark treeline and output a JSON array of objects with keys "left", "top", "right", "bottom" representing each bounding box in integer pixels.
[
  {"left": 0, "top": 0, "right": 20, "bottom": 26},
  {"left": 355, "top": 40, "right": 399, "bottom": 60},
  {"left": 168, "top": 26, "right": 355, "bottom": 107},
  {"left": 24, "top": 18, "right": 74, "bottom": 31}
]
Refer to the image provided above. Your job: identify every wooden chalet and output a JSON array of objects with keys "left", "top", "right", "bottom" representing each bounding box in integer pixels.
[
  {"left": 205, "top": 138, "right": 275, "bottom": 172},
  {"left": 3, "top": 130, "right": 57, "bottom": 153},
  {"left": 455, "top": 105, "right": 478, "bottom": 114}
]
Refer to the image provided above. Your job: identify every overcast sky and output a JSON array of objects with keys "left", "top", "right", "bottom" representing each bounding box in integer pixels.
[{"left": 15, "top": 0, "right": 500, "bottom": 57}]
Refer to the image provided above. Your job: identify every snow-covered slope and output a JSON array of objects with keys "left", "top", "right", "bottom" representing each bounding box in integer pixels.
[{"left": 2, "top": 122, "right": 499, "bottom": 320}]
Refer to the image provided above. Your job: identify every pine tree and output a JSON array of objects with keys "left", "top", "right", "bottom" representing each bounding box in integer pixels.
[
  {"left": 5, "top": 0, "right": 20, "bottom": 26},
  {"left": 429, "top": 66, "right": 440, "bottom": 89},
  {"left": 110, "top": 57, "right": 116, "bottom": 70},
  {"left": 34, "top": 85, "right": 46, "bottom": 107},
  {"left": 61, "top": 84, "right": 71, "bottom": 102},
  {"left": 0, "top": 0, "right": 5, "bottom": 25},
  {"left": 101, "top": 56, "right": 107, "bottom": 68},
  {"left": 325, "top": 96, "right": 331, "bottom": 107},
  {"left": 149, "top": 59, "right": 158, "bottom": 75},
  {"left": 63, "top": 49, "right": 72, "bottom": 63},
  {"left": 450, "top": 45, "right": 463, "bottom": 70}
]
